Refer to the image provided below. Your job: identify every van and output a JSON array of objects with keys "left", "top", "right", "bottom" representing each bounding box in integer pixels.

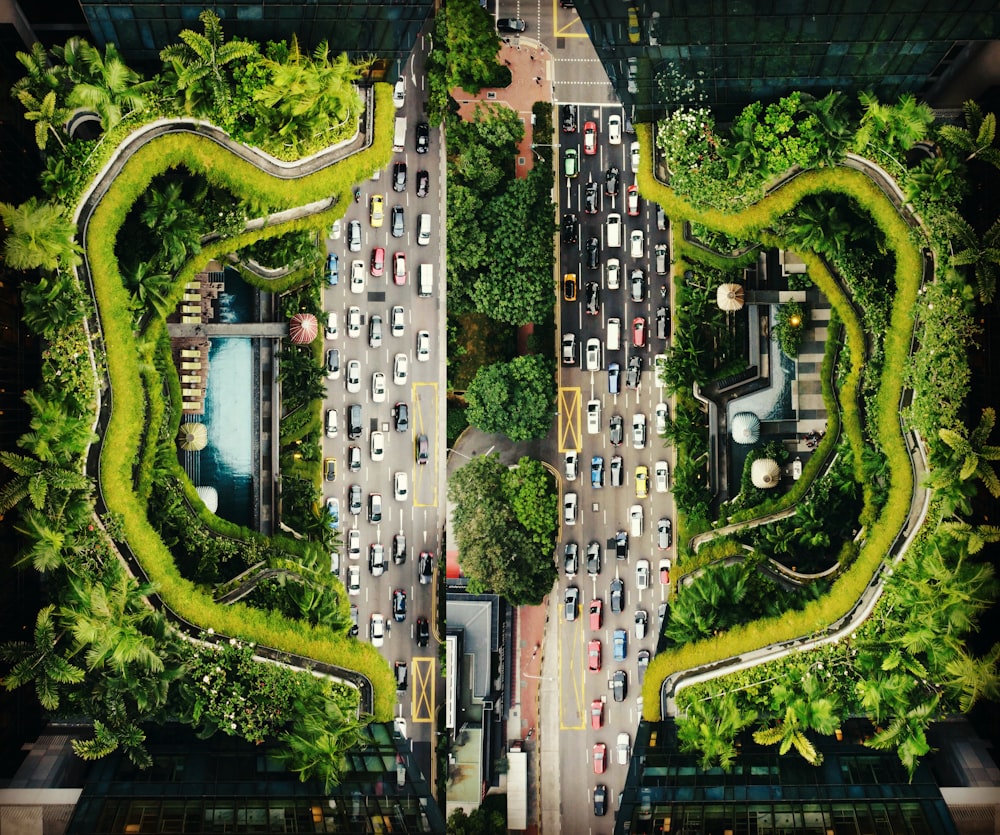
[
  {"left": 347, "top": 404, "right": 362, "bottom": 440},
  {"left": 606, "top": 317, "right": 621, "bottom": 351},
  {"left": 606, "top": 213, "right": 622, "bottom": 248},
  {"left": 418, "top": 263, "right": 433, "bottom": 297},
  {"left": 326, "top": 408, "right": 338, "bottom": 438},
  {"left": 417, "top": 213, "right": 431, "bottom": 246}
]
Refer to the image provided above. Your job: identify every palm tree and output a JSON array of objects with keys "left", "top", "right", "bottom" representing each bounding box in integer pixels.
[
  {"left": 18, "top": 270, "right": 87, "bottom": 338},
  {"left": 16, "top": 89, "right": 69, "bottom": 152},
  {"left": 66, "top": 41, "right": 152, "bottom": 130},
  {"left": 752, "top": 678, "right": 841, "bottom": 765},
  {"left": 940, "top": 212, "right": 1000, "bottom": 305},
  {"left": 0, "top": 198, "right": 82, "bottom": 272},
  {"left": 938, "top": 520, "right": 1000, "bottom": 555},
  {"left": 903, "top": 155, "right": 963, "bottom": 204},
  {"left": 72, "top": 718, "right": 151, "bottom": 769},
  {"left": 14, "top": 509, "right": 70, "bottom": 572},
  {"left": 854, "top": 673, "right": 916, "bottom": 724},
  {"left": 0, "top": 450, "right": 91, "bottom": 517},
  {"left": 122, "top": 261, "right": 175, "bottom": 318},
  {"left": 855, "top": 91, "right": 934, "bottom": 162},
  {"left": 159, "top": 10, "right": 259, "bottom": 117},
  {"left": 277, "top": 696, "right": 372, "bottom": 792},
  {"left": 938, "top": 408, "right": 1000, "bottom": 498},
  {"left": 865, "top": 695, "right": 939, "bottom": 779},
  {"left": 677, "top": 693, "right": 756, "bottom": 770},
  {"left": 938, "top": 100, "right": 1000, "bottom": 168},
  {"left": 18, "top": 389, "right": 98, "bottom": 466},
  {"left": 139, "top": 180, "right": 204, "bottom": 271},
  {"left": 0, "top": 605, "right": 85, "bottom": 710}
]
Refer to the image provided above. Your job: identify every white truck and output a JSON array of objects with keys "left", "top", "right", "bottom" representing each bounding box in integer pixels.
[{"left": 393, "top": 116, "right": 407, "bottom": 152}]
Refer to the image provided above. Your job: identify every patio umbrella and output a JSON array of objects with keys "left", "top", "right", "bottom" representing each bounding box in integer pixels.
[
  {"left": 178, "top": 421, "right": 208, "bottom": 451},
  {"left": 751, "top": 458, "right": 781, "bottom": 489},
  {"left": 289, "top": 312, "right": 318, "bottom": 344},
  {"left": 195, "top": 486, "right": 219, "bottom": 513},
  {"left": 731, "top": 412, "right": 761, "bottom": 445},
  {"left": 717, "top": 283, "right": 745, "bottom": 311}
]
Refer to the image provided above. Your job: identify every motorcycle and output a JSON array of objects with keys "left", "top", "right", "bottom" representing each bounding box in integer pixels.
[{"left": 354, "top": 188, "right": 361, "bottom": 203}]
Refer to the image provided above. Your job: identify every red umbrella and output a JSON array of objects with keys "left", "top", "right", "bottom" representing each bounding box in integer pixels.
[{"left": 289, "top": 312, "right": 318, "bottom": 344}]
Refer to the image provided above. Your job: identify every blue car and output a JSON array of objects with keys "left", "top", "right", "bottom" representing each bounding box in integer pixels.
[
  {"left": 591, "top": 455, "right": 605, "bottom": 488},
  {"left": 613, "top": 628, "right": 627, "bottom": 661},
  {"left": 326, "top": 252, "right": 339, "bottom": 285}
]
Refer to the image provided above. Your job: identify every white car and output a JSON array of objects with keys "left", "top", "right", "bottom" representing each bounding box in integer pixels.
[
  {"left": 370, "top": 613, "right": 385, "bottom": 647},
  {"left": 630, "top": 141, "right": 640, "bottom": 173},
  {"left": 632, "top": 413, "right": 646, "bottom": 449},
  {"left": 608, "top": 114, "right": 622, "bottom": 145},
  {"left": 655, "top": 402, "right": 668, "bottom": 435},
  {"left": 394, "top": 471, "right": 409, "bottom": 502},
  {"left": 325, "top": 312, "right": 338, "bottom": 340},
  {"left": 325, "top": 408, "right": 338, "bottom": 438},
  {"left": 617, "top": 731, "right": 630, "bottom": 765},
  {"left": 654, "top": 460, "right": 669, "bottom": 493},
  {"left": 630, "top": 229, "right": 644, "bottom": 259},
  {"left": 372, "top": 371, "right": 386, "bottom": 403},
  {"left": 393, "top": 76, "right": 406, "bottom": 108},
  {"left": 565, "top": 450, "right": 578, "bottom": 481},
  {"left": 564, "top": 492, "right": 578, "bottom": 526},
  {"left": 347, "top": 565, "right": 361, "bottom": 596},
  {"left": 416, "top": 330, "right": 430, "bottom": 361},
  {"left": 370, "top": 430, "right": 385, "bottom": 462},
  {"left": 348, "top": 529, "right": 361, "bottom": 560},
  {"left": 393, "top": 353, "right": 408, "bottom": 385},
  {"left": 347, "top": 306, "right": 362, "bottom": 338},
  {"left": 629, "top": 504, "right": 644, "bottom": 537},
  {"left": 585, "top": 338, "right": 602, "bottom": 371},
  {"left": 391, "top": 305, "right": 405, "bottom": 337},
  {"left": 636, "top": 559, "right": 650, "bottom": 591},
  {"left": 346, "top": 360, "right": 361, "bottom": 393},
  {"left": 350, "top": 260, "right": 365, "bottom": 294},
  {"left": 587, "top": 399, "right": 602, "bottom": 434},
  {"left": 607, "top": 258, "right": 620, "bottom": 290}
]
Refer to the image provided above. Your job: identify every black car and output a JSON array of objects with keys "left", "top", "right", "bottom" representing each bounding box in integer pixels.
[
  {"left": 585, "top": 281, "right": 600, "bottom": 315},
  {"left": 614, "top": 530, "right": 628, "bottom": 560},
  {"left": 611, "top": 669, "right": 627, "bottom": 702},
  {"left": 594, "top": 784, "right": 607, "bottom": 817},
  {"left": 416, "top": 616, "right": 430, "bottom": 647},
  {"left": 561, "top": 103, "right": 578, "bottom": 133},
  {"left": 610, "top": 414, "right": 624, "bottom": 446},
  {"left": 605, "top": 166, "right": 620, "bottom": 196},
  {"left": 586, "top": 541, "right": 601, "bottom": 576},
  {"left": 392, "top": 533, "right": 407, "bottom": 565},
  {"left": 611, "top": 578, "right": 624, "bottom": 613},
  {"left": 348, "top": 484, "right": 362, "bottom": 515},
  {"left": 415, "top": 122, "right": 430, "bottom": 154},
  {"left": 561, "top": 213, "right": 578, "bottom": 245},
  {"left": 418, "top": 551, "right": 434, "bottom": 584},
  {"left": 610, "top": 455, "right": 623, "bottom": 487},
  {"left": 390, "top": 205, "right": 404, "bottom": 238},
  {"left": 630, "top": 268, "right": 646, "bottom": 302},
  {"left": 392, "top": 161, "right": 407, "bottom": 193},
  {"left": 416, "top": 169, "right": 430, "bottom": 197},
  {"left": 393, "top": 401, "right": 409, "bottom": 432},
  {"left": 564, "top": 542, "right": 579, "bottom": 576},
  {"left": 394, "top": 661, "right": 408, "bottom": 690},
  {"left": 584, "top": 181, "right": 599, "bottom": 214},
  {"left": 392, "top": 588, "right": 407, "bottom": 622},
  {"left": 586, "top": 236, "right": 600, "bottom": 269},
  {"left": 625, "top": 355, "right": 643, "bottom": 390},
  {"left": 497, "top": 17, "right": 527, "bottom": 33},
  {"left": 656, "top": 305, "right": 670, "bottom": 340}
]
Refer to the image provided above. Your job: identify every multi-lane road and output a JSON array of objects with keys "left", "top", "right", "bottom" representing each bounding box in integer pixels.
[
  {"left": 555, "top": 102, "right": 675, "bottom": 828},
  {"left": 320, "top": 38, "right": 445, "bottom": 783}
]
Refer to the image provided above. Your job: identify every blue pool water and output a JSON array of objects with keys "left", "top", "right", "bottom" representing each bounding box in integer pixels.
[{"left": 192, "top": 267, "right": 257, "bottom": 527}]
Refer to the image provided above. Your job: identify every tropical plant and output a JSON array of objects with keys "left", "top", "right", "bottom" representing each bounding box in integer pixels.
[
  {"left": 0, "top": 450, "right": 92, "bottom": 517},
  {"left": 677, "top": 692, "right": 757, "bottom": 770},
  {"left": 65, "top": 40, "right": 152, "bottom": 130},
  {"left": 0, "top": 197, "right": 82, "bottom": 272},
  {"left": 19, "top": 270, "right": 88, "bottom": 338},
  {"left": 938, "top": 100, "right": 1000, "bottom": 168},
  {"left": 938, "top": 408, "right": 1000, "bottom": 498},
  {"left": 0, "top": 605, "right": 85, "bottom": 710},
  {"left": 752, "top": 677, "right": 841, "bottom": 765},
  {"left": 864, "top": 695, "right": 938, "bottom": 779},
  {"left": 854, "top": 91, "right": 934, "bottom": 164},
  {"left": 941, "top": 211, "right": 1000, "bottom": 304},
  {"left": 463, "top": 354, "right": 555, "bottom": 442},
  {"left": 16, "top": 89, "right": 69, "bottom": 152}
]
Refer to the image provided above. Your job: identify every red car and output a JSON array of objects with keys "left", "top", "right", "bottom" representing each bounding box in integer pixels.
[
  {"left": 370, "top": 246, "right": 385, "bottom": 277},
  {"left": 593, "top": 742, "right": 607, "bottom": 774},
  {"left": 589, "top": 598, "right": 603, "bottom": 630},
  {"left": 588, "top": 639, "right": 602, "bottom": 673},
  {"left": 632, "top": 316, "right": 646, "bottom": 348},
  {"left": 626, "top": 184, "right": 640, "bottom": 216},
  {"left": 591, "top": 698, "right": 604, "bottom": 729},
  {"left": 393, "top": 252, "right": 407, "bottom": 286},
  {"left": 583, "top": 121, "right": 598, "bottom": 155}
]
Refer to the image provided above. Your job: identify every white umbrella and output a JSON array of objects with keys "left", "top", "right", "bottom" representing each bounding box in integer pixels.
[
  {"left": 178, "top": 422, "right": 208, "bottom": 451},
  {"left": 717, "top": 283, "right": 745, "bottom": 311},
  {"left": 731, "top": 412, "right": 761, "bottom": 445},
  {"left": 751, "top": 458, "right": 781, "bottom": 489}
]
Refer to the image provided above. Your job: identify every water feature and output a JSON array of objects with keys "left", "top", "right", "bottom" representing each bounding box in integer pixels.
[{"left": 190, "top": 267, "right": 258, "bottom": 527}]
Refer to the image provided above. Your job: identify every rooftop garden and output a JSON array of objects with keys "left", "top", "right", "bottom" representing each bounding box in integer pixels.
[{"left": 0, "top": 12, "right": 394, "bottom": 788}]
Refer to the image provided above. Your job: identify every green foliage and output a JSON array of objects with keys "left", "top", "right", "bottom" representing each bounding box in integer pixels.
[
  {"left": 502, "top": 458, "right": 558, "bottom": 549},
  {"left": 0, "top": 197, "right": 82, "bottom": 273},
  {"left": 448, "top": 454, "right": 558, "bottom": 605},
  {"left": 773, "top": 300, "right": 808, "bottom": 358},
  {"left": 447, "top": 805, "right": 507, "bottom": 835},
  {"left": 242, "top": 230, "right": 319, "bottom": 270},
  {"left": 464, "top": 354, "right": 555, "bottom": 442}
]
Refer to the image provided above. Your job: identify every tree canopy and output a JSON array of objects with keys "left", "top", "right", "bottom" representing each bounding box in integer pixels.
[
  {"left": 449, "top": 454, "right": 558, "bottom": 605},
  {"left": 464, "top": 354, "right": 555, "bottom": 442}
]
